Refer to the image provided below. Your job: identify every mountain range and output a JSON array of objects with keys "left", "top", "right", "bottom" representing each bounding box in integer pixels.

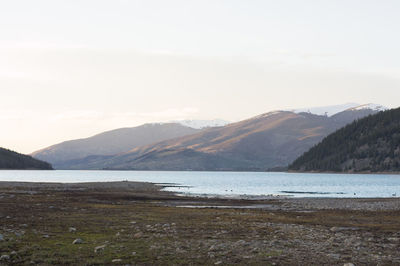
[
  {"left": 32, "top": 104, "right": 383, "bottom": 170},
  {"left": 32, "top": 123, "right": 201, "bottom": 168},
  {"left": 289, "top": 107, "right": 400, "bottom": 173},
  {"left": 290, "top": 103, "right": 386, "bottom": 117}
]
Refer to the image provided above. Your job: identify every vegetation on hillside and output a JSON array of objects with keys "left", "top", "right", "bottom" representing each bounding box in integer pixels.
[
  {"left": 0, "top": 147, "right": 53, "bottom": 170},
  {"left": 57, "top": 109, "right": 378, "bottom": 170},
  {"left": 289, "top": 107, "right": 400, "bottom": 172}
]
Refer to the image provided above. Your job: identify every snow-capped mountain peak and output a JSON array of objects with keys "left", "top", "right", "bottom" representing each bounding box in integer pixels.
[
  {"left": 171, "top": 119, "right": 231, "bottom": 129},
  {"left": 344, "top": 103, "right": 387, "bottom": 112},
  {"left": 290, "top": 103, "right": 387, "bottom": 117}
]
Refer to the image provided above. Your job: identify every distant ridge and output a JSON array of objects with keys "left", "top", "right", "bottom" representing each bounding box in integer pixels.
[
  {"left": 291, "top": 103, "right": 387, "bottom": 117},
  {"left": 32, "top": 123, "right": 201, "bottom": 168},
  {"left": 289, "top": 107, "right": 400, "bottom": 173},
  {"left": 171, "top": 119, "right": 230, "bottom": 129},
  {"left": 0, "top": 147, "right": 52, "bottom": 170},
  {"left": 57, "top": 106, "right": 381, "bottom": 170}
]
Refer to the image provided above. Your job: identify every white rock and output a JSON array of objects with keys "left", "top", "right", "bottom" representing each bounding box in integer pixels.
[
  {"left": 94, "top": 244, "right": 106, "bottom": 253},
  {"left": 72, "top": 238, "right": 83, "bottom": 244}
]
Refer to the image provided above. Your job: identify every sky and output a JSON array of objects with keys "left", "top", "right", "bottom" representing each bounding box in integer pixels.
[{"left": 1, "top": 0, "right": 400, "bottom": 153}]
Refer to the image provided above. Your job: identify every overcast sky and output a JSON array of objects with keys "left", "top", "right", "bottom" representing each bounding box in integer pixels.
[{"left": 1, "top": 0, "right": 400, "bottom": 153}]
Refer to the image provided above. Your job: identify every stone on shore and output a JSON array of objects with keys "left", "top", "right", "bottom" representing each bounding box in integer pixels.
[
  {"left": 72, "top": 238, "right": 83, "bottom": 244},
  {"left": 94, "top": 245, "right": 107, "bottom": 253}
]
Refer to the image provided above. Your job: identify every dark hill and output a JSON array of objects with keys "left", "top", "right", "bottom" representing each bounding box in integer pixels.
[
  {"left": 289, "top": 107, "right": 400, "bottom": 173},
  {"left": 0, "top": 147, "right": 53, "bottom": 170}
]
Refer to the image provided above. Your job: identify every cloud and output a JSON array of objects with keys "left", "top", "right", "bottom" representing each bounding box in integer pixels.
[
  {"left": 0, "top": 41, "right": 88, "bottom": 50},
  {"left": 0, "top": 107, "right": 200, "bottom": 123},
  {"left": 138, "top": 107, "right": 199, "bottom": 118}
]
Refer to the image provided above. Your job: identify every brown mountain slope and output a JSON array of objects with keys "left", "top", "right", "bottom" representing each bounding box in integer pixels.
[
  {"left": 32, "top": 123, "right": 201, "bottom": 168},
  {"left": 69, "top": 109, "right": 378, "bottom": 170}
]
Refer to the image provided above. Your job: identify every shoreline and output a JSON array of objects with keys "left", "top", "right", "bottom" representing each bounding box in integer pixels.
[
  {"left": 287, "top": 170, "right": 400, "bottom": 175},
  {"left": 2, "top": 168, "right": 400, "bottom": 175},
  {"left": 1, "top": 180, "right": 400, "bottom": 264},
  {"left": 1, "top": 180, "right": 399, "bottom": 211}
]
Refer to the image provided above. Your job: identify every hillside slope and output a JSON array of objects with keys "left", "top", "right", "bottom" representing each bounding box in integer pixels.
[
  {"left": 32, "top": 123, "right": 200, "bottom": 168},
  {"left": 67, "top": 108, "right": 379, "bottom": 170},
  {"left": 0, "top": 147, "right": 52, "bottom": 170},
  {"left": 289, "top": 107, "right": 400, "bottom": 172}
]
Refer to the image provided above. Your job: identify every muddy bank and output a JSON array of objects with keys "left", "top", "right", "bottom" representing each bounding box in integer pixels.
[
  {"left": 1, "top": 181, "right": 399, "bottom": 265},
  {"left": 0, "top": 180, "right": 159, "bottom": 191}
]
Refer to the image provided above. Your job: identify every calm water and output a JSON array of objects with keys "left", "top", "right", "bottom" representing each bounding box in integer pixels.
[{"left": 0, "top": 170, "right": 399, "bottom": 198}]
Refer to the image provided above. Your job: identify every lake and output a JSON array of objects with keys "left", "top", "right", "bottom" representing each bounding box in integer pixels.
[{"left": 0, "top": 170, "right": 399, "bottom": 198}]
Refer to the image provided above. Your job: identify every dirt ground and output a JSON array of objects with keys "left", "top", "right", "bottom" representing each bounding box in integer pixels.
[{"left": 0, "top": 181, "right": 399, "bottom": 265}]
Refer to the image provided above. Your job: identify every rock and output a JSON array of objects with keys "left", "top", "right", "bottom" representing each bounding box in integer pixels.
[
  {"left": 94, "top": 244, "right": 107, "bottom": 253},
  {"left": 330, "top": 226, "right": 358, "bottom": 232},
  {"left": 330, "top": 227, "right": 345, "bottom": 232},
  {"left": 133, "top": 232, "right": 143, "bottom": 238},
  {"left": 236, "top": 240, "right": 246, "bottom": 245},
  {"left": 0, "top": 255, "right": 10, "bottom": 261},
  {"left": 388, "top": 237, "right": 399, "bottom": 242},
  {"left": 214, "top": 261, "right": 222, "bottom": 265},
  {"left": 327, "top": 237, "right": 336, "bottom": 243},
  {"left": 42, "top": 234, "right": 50, "bottom": 238},
  {"left": 343, "top": 263, "right": 355, "bottom": 266},
  {"left": 130, "top": 221, "right": 136, "bottom": 225},
  {"left": 115, "top": 232, "right": 120, "bottom": 237},
  {"left": 131, "top": 252, "right": 137, "bottom": 256},
  {"left": 72, "top": 238, "right": 83, "bottom": 244},
  {"left": 328, "top": 253, "right": 341, "bottom": 260},
  {"left": 112, "top": 259, "right": 122, "bottom": 263},
  {"left": 0, "top": 234, "right": 4, "bottom": 241},
  {"left": 69, "top": 227, "right": 77, "bottom": 233},
  {"left": 176, "top": 247, "right": 186, "bottom": 254},
  {"left": 10, "top": 251, "right": 17, "bottom": 256}
]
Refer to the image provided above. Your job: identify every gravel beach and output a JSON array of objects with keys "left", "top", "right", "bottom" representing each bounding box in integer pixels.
[{"left": 0, "top": 181, "right": 399, "bottom": 265}]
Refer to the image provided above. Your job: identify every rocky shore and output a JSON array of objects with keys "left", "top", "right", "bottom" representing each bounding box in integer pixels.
[{"left": 0, "top": 181, "right": 399, "bottom": 265}]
